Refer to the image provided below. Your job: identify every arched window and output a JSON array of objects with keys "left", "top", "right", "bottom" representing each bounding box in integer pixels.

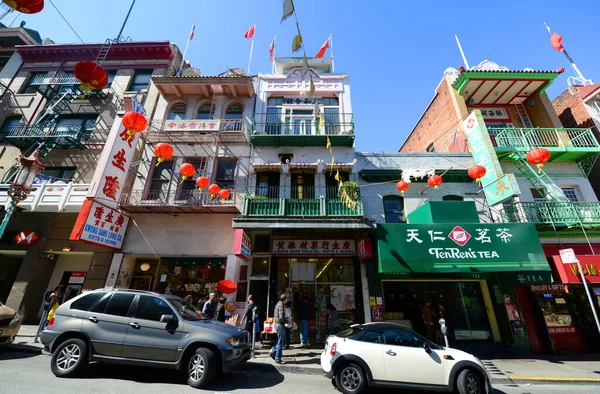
[
  {"left": 383, "top": 196, "right": 404, "bottom": 223},
  {"left": 225, "top": 104, "right": 243, "bottom": 119},
  {"left": 426, "top": 143, "right": 435, "bottom": 152},
  {"left": 167, "top": 104, "right": 187, "bottom": 120},
  {"left": 196, "top": 104, "right": 214, "bottom": 120},
  {"left": 442, "top": 194, "right": 464, "bottom": 201}
]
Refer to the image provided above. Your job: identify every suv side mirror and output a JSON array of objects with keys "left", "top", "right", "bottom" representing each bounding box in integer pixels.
[
  {"left": 423, "top": 342, "right": 432, "bottom": 353},
  {"left": 160, "top": 314, "right": 175, "bottom": 323}
]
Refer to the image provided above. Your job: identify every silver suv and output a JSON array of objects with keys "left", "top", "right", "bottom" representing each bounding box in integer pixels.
[{"left": 40, "top": 289, "right": 250, "bottom": 389}]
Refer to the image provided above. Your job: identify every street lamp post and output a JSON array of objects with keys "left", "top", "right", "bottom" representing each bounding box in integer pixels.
[{"left": 0, "top": 153, "right": 46, "bottom": 239}]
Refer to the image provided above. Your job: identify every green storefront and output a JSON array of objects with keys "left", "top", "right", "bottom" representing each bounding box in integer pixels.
[{"left": 366, "top": 201, "right": 551, "bottom": 347}]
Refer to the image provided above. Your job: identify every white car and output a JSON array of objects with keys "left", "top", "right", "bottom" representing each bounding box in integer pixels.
[{"left": 321, "top": 323, "right": 491, "bottom": 394}]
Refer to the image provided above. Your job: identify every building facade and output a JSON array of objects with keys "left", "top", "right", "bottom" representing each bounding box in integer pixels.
[
  {"left": 0, "top": 40, "right": 180, "bottom": 322},
  {"left": 399, "top": 60, "right": 600, "bottom": 354}
]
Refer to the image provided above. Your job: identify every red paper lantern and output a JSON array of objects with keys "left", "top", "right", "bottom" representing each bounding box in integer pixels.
[
  {"left": 219, "top": 189, "right": 230, "bottom": 202},
  {"left": 208, "top": 184, "right": 221, "bottom": 196},
  {"left": 195, "top": 176, "right": 210, "bottom": 192},
  {"left": 217, "top": 279, "right": 237, "bottom": 295},
  {"left": 74, "top": 60, "right": 108, "bottom": 92},
  {"left": 396, "top": 181, "right": 409, "bottom": 196},
  {"left": 526, "top": 148, "right": 551, "bottom": 173},
  {"left": 179, "top": 163, "right": 195, "bottom": 182},
  {"left": 199, "top": 265, "right": 211, "bottom": 275},
  {"left": 122, "top": 111, "right": 148, "bottom": 141},
  {"left": 467, "top": 165, "right": 487, "bottom": 185},
  {"left": 3, "top": 0, "right": 44, "bottom": 14},
  {"left": 428, "top": 174, "right": 443, "bottom": 189},
  {"left": 153, "top": 143, "right": 174, "bottom": 165}
]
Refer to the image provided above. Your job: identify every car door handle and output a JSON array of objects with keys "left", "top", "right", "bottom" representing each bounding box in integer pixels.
[
  {"left": 129, "top": 322, "right": 141, "bottom": 329},
  {"left": 386, "top": 350, "right": 397, "bottom": 356},
  {"left": 88, "top": 316, "right": 98, "bottom": 323}
]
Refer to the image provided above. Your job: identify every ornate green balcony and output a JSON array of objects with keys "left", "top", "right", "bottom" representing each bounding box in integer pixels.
[
  {"left": 502, "top": 202, "right": 600, "bottom": 229},
  {"left": 489, "top": 127, "right": 600, "bottom": 162},
  {"left": 243, "top": 186, "right": 363, "bottom": 217},
  {"left": 251, "top": 113, "right": 354, "bottom": 147}
]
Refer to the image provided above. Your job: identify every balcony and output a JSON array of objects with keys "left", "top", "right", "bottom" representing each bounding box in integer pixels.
[
  {"left": 1, "top": 123, "right": 91, "bottom": 150},
  {"left": 489, "top": 128, "right": 600, "bottom": 161},
  {"left": 502, "top": 202, "right": 600, "bottom": 229},
  {"left": 243, "top": 186, "right": 363, "bottom": 217},
  {"left": 119, "top": 188, "right": 240, "bottom": 214},
  {"left": 144, "top": 119, "right": 248, "bottom": 144},
  {"left": 251, "top": 113, "right": 354, "bottom": 147},
  {"left": 0, "top": 182, "right": 89, "bottom": 212}
]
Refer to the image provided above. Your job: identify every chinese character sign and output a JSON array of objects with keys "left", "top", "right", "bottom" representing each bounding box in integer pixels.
[
  {"left": 70, "top": 200, "right": 130, "bottom": 249},
  {"left": 467, "top": 107, "right": 510, "bottom": 120},
  {"left": 463, "top": 111, "right": 504, "bottom": 187},
  {"left": 552, "top": 255, "right": 600, "bottom": 284},
  {"left": 272, "top": 239, "right": 356, "bottom": 255},
  {"left": 163, "top": 119, "right": 221, "bottom": 133},
  {"left": 232, "top": 229, "right": 252, "bottom": 262},
  {"left": 377, "top": 223, "right": 549, "bottom": 274}
]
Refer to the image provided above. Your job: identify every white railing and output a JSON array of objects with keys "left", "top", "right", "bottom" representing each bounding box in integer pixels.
[
  {"left": 30, "top": 73, "right": 80, "bottom": 86},
  {"left": 0, "top": 183, "right": 90, "bottom": 212}
]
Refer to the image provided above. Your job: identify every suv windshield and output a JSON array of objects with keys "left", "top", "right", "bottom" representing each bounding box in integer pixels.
[{"left": 168, "top": 297, "right": 205, "bottom": 321}]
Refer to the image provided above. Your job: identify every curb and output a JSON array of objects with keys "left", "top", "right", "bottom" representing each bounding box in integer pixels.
[
  {"left": 245, "top": 360, "right": 322, "bottom": 375},
  {"left": 506, "top": 376, "right": 600, "bottom": 386}
]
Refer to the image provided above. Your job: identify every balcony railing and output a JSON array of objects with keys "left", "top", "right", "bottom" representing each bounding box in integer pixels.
[
  {"left": 253, "top": 113, "right": 354, "bottom": 136},
  {"left": 30, "top": 73, "right": 80, "bottom": 86},
  {"left": 145, "top": 118, "right": 248, "bottom": 143},
  {"left": 244, "top": 186, "right": 363, "bottom": 217},
  {"left": 0, "top": 182, "right": 89, "bottom": 212},
  {"left": 502, "top": 202, "right": 600, "bottom": 226},
  {"left": 119, "top": 188, "right": 239, "bottom": 213},
  {"left": 489, "top": 128, "right": 600, "bottom": 160},
  {"left": 0, "top": 123, "right": 91, "bottom": 149}
]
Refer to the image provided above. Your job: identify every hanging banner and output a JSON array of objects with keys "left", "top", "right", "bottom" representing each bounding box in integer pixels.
[{"left": 70, "top": 200, "right": 130, "bottom": 249}]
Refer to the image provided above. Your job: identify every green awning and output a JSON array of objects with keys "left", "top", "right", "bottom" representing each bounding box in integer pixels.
[{"left": 377, "top": 223, "right": 550, "bottom": 274}]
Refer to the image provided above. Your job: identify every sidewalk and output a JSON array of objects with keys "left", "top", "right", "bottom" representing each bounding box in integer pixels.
[{"left": 7, "top": 325, "right": 600, "bottom": 385}]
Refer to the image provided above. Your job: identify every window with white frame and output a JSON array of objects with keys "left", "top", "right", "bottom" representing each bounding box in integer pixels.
[{"left": 264, "top": 97, "right": 340, "bottom": 136}]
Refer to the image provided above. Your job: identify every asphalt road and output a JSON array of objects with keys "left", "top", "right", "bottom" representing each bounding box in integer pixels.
[{"left": 0, "top": 348, "right": 597, "bottom": 394}]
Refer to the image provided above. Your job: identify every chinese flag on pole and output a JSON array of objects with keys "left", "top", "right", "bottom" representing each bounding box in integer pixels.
[
  {"left": 244, "top": 25, "right": 255, "bottom": 39},
  {"left": 315, "top": 38, "right": 329, "bottom": 58},
  {"left": 550, "top": 32, "right": 564, "bottom": 52}
]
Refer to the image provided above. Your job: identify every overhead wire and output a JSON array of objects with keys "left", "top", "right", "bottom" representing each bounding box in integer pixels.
[{"left": 48, "top": 0, "right": 85, "bottom": 44}]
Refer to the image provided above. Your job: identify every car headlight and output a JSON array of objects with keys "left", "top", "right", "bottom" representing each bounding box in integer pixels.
[
  {"left": 10, "top": 313, "right": 20, "bottom": 326},
  {"left": 226, "top": 337, "right": 242, "bottom": 347}
]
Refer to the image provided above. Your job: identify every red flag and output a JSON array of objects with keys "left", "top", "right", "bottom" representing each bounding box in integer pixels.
[
  {"left": 315, "top": 38, "right": 329, "bottom": 58},
  {"left": 244, "top": 25, "right": 255, "bottom": 39},
  {"left": 550, "top": 32, "right": 564, "bottom": 52}
]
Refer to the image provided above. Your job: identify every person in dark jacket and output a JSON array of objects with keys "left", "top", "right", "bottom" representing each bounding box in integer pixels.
[
  {"left": 202, "top": 293, "right": 217, "bottom": 319},
  {"left": 298, "top": 296, "right": 312, "bottom": 346},
  {"left": 244, "top": 295, "right": 264, "bottom": 347},
  {"left": 214, "top": 296, "right": 226, "bottom": 322}
]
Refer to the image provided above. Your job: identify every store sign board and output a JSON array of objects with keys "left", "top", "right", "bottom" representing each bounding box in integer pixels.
[
  {"left": 70, "top": 200, "right": 130, "bottom": 249},
  {"left": 530, "top": 284, "right": 566, "bottom": 293},
  {"left": 272, "top": 239, "right": 356, "bottom": 255},
  {"left": 483, "top": 174, "right": 520, "bottom": 206},
  {"left": 377, "top": 223, "right": 549, "bottom": 274},
  {"left": 548, "top": 326, "right": 578, "bottom": 335},
  {"left": 506, "top": 271, "right": 553, "bottom": 285},
  {"left": 357, "top": 238, "right": 373, "bottom": 262},
  {"left": 559, "top": 248, "right": 578, "bottom": 264},
  {"left": 467, "top": 107, "right": 510, "bottom": 120},
  {"left": 163, "top": 119, "right": 221, "bottom": 132},
  {"left": 232, "top": 229, "right": 251, "bottom": 262},
  {"left": 552, "top": 255, "right": 600, "bottom": 284},
  {"left": 69, "top": 272, "right": 87, "bottom": 284}
]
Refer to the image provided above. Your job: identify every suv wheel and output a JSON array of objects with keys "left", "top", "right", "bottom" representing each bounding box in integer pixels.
[
  {"left": 186, "top": 347, "right": 216, "bottom": 388},
  {"left": 457, "top": 368, "right": 484, "bottom": 394},
  {"left": 335, "top": 363, "right": 366, "bottom": 394},
  {"left": 50, "top": 338, "right": 89, "bottom": 377}
]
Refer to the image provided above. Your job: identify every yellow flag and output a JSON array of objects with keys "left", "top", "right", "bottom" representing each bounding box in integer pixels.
[
  {"left": 309, "top": 75, "right": 315, "bottom": 97},
  {"left": 292, "top": 26, "right": 302, "bottom": 52},
  {"left": 281, "top": 0, "right": 294, "bottom": 22},
  {"left": 330, "top": 155, "right": 335, "bottom": 175},
  {"left": 326, "top": 136, "right": 331, "bottom": 149},
  {"left": 334, "top": 169, "right": 340, "bottom": 181},
  {"left": 301, "top": 53, "right": 309, "bottom": 81}
]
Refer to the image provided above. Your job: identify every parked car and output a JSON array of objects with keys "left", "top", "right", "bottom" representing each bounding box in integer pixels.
[
  {"left": 321, "top": 322, "right": 491, "bottom": 394},
  {"left": 40, "top": 289, "right": 250, "bottom": 388},
  {"left": 0, "top": 301, "right": 21, "bottom": 345}
]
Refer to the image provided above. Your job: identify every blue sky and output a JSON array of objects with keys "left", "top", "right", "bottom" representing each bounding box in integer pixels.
[{"left": 17, "top": 0, "right": 600, "bottom": 152}]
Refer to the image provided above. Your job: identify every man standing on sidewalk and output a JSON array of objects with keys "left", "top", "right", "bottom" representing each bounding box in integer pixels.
[
  {"left": 298, "top": 296, "right": 311, "bottom": 346},
  {"left": 270, "top": 294, "right": 289, "bottom": 364}
]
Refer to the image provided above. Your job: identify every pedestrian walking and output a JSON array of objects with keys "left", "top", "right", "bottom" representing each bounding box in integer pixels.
[
  {"left": 214, "top": 296, "right": 226, "bottom": 322},
  {"left": 243, "top": 295, "right": 264, "bottom": 347},
  {"left": 298, "top": 296, "right": 312, "bottom": 346},
  {"left": 270, "top": 294, "right": 289, "bottom": 364},
  {"left": 202, "top": 293, "right": 217, "bottom": 319},
  {"left": 327, "top": 304, "right": 340, "bottom": 335},
  {"left": 35, "top": 286, "right": 60, "bottom": 342}
]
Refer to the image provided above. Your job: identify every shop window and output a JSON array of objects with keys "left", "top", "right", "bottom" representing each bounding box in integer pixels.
[
  {"left": 70, "top": 292, "right": 106, "bottom": 312},
  {"left": 135, "top": 296, "right": 174, "bottom": 321},
  {"left": 20, "top": 71, "right": 46, "bottom": 94},
  {"left": 0, "top": 115, "right": 23, "bottom": 136},
  {"left": 155, "top": 258, "right": 226, "bottom": 299},
  {"left": 251, "top": 257, "right": 269, "bottom": 276},
  {"left": 215, "top": 158, "right": 237, "bottom": 190},
  {"left": 316, "top": 258, "right": 354, "bottom": 283},
  {"left": 383, "top": 196, "right": 404, "bottom": 223},
  {"left": 384, "top": 328, "right": 425, "bottom": 348},
  {"left": 178, "top": 158, "right": 207, "bottom": 199},
  {"left": 168, "top": 104, "right": 187, "bottom": 120},
  {"left": 104, "top": 293, "right": 135, "bottom": 317},
  {"left": 128, "top": 69, "right": 153, "bottom": 92},
  {"left": 196, "top": 104, "right": 214, "bottom": 120},
  {"left": 442, "top": 195, "right": 464, "bottom": 201},
  {"left": 145, "top": 160, "right": 173, "bottom": 200}
]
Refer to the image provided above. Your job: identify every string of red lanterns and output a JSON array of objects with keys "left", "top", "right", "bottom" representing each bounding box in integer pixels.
[
  {"left": 467, "top": 165, "right": 487, "bottom": 185},
  {"left": 179, "top": 163, "right": 195, "bottom": 182},
  {"left": 195, "top": 176, "right": 210, "bottom": 192},
  {"left": 208, "top": 184, "right": 221, "bottom": 198},
  {"left": 396, "top": 181, "right": 409, "bottom": 196},
  {"left": 121, "top": 111, "right": 148, "bottom": 142},
  {"left": 219, "top": 189, "right": 231, "bottom": 202},
  {"left": 153, "top": 143, "right": 174, "bottom": 166},
  {"left": 526, "top": 148, "right": 551, "bottom": 173},
  {"left": 74, "top": 60, "right": 108, "bottom": 93},
  {"left": 427, "top": 174, "right": 443, "bottom": 189}
]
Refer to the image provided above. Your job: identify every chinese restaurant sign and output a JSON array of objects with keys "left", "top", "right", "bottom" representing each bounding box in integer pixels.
[
  {"left": 552, "top": 255, "right": 600, "bottom": 284},
  {"left": 467, "top": 107, "right": 510, "bottom": 120},
  {"left": 377, "top": 223, "right": 549, "bottom": 274},
  {"left": 70, "top": 200, "right": 130, "bottom": 249},
  {"left": 272, "top": 240, "right": 356, "bottom": 256},
  {"left": 163, "top": 119, "right": 221, "bottom": 133},
  {"left": 232, "top": 229, "right": 251, "bottom": 262},
  {"left": 464, "top": 110, "right": 520, "bottom": 205}
]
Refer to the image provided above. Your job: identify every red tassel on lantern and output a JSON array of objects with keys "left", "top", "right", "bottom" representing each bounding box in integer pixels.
[
  {"left": 396, "top": 181, "right": 409, "bottom": 196},
  {"left": 154, "top": 143, "right": 174, "bottom": 166},
  {"left": 428, "top": 174, "right": 443, "bottom": 189},
  {"left": 74, "top": 60, "right": 108, "bottom": 92},
  {"left": 526, "top": 148, "right": 551, "bottom": 173},
  {"left": 467, "top": 165, "right": 487, "bottom": 185},
  {"left": 195, "top": 176, "right": 210, "bottom": 192},
  {"left": 122, "top": 111, "right": 148, "bottom": 141},
  {"left": 179, "top": 163, "right": 195, "bottom": 182}
]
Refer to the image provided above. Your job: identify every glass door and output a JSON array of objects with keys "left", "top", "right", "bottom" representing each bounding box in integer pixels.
[{"left": 443, "top": 282, "right": 491, "bottom": 340}]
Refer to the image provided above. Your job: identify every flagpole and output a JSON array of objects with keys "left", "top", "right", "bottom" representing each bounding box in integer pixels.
[
  {"left": 329, "top": 34, "right": 334, "bottom": 72},
  {"left": 178, "top": 20, "right": 195, "bottom": 76},
  {"left": 247, "top": 23, "right": 255, "bottom": 75},
  {"left": 271, "top": 35, "right": 276, "bottom": 73},
  {"left": 544, "top": 22, "right": 589, "bottom": 84},
  {"left": 454, "top": 35, "right": 470, "bottom": 70}
]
